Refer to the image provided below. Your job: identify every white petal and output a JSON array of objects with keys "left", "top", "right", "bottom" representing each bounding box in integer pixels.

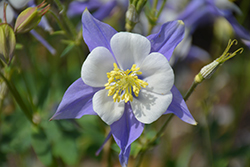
[
  {"left": 9, "top": 0, "right": 29, "bottom": 9},
  {"left": 93, "top": 89, "right": 125, "bottom": 125},
  {"left": 0, "top": 2, "right": 14, "bottom": 23},
  {"left": 215, "top": 0, "right": 242, "bottom": 15},
  {"left": 172, "top": 28, "right": 192, "bottom": 60},
  {"left": 110, "top": 32, "right": 151, "bottom": 70},
  {"left": 131, "top": 89, "right": 172, "bottom": 124},
  {"left": 81, "top": 47, "right": 115, "bottom": 87},
  {"left": 139, "top": 52, "right": 174, "bottom": 94}
]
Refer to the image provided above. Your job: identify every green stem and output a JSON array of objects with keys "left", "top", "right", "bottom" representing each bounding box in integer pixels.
[
  {"left": 48, "top": 10, "right": 71, "bottom": 38},
  {"left": 135, "top": 150, "right": 146, "bottom": 167},
  {"left": 20, "top": 72, "right": 37, "bottom": 112},
  {"left": 134, "top": 79, "right": 199, "bottom": 167},
  {"left": 53, "top": 0, "right": 77, "bottom": 38},
  {"left": 52, "top": 0, "right": 86, "bottom": 60},
  {"left": 134, "top": 114, "right": 174, "bottom": 167},
  {"left": 147, "top": 24, "right": 154, "bottom": 36},
  {"left": 147, "top": 0, "right": 158, "bottom": 35},
  {"left": 147, "top": 0, "right": 166, "bottom": 35},
  {"left": 152, "top": 0, "right": 159, "bottom": 14},
  {"left": 156, "top": 0, "right": 167, "bottom": 19},
  {"left": 0, "top": 71, "right": 35, "bottom": 125},
  {"left": 184, "top": 81, "right": 199, "bottom": 101},
  {"left": 204, "top": 113, "right": 214, "bottom": 166}
]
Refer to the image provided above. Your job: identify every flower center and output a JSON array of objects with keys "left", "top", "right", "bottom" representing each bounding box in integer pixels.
[{"left": 105, "top": 63, "right": 148, "bottom": 103}]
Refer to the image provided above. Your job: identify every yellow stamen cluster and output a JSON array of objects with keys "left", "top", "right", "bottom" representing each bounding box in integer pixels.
[{"left": 105, "top": 63, "right": 148, "bottom": 103}]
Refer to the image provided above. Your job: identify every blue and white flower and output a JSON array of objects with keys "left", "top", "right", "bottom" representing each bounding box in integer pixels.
[{"left": 51, "top": 10, "right": 196, "bottom": 167}]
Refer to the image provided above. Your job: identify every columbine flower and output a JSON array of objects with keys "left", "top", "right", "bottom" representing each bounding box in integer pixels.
[
  {"left": 51, "top": 10, "right": 196, "bottom": 167},
  {"left": 82, "top": 31, "right": 175, "bottom": 125},
  {"left": 177, "top": 0, "right": 250, "bottom": 48}
]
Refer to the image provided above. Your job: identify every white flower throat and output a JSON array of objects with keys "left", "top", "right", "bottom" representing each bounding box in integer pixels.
[{"left": 105, "top": 63, "right": 148, "bottom": 103}]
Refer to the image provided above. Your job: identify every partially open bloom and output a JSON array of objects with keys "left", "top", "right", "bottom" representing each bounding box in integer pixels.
[
  {"left": 51, "top": 10, "right": 196, "bottom": 167},
  {"left": 14, "top": 1, "right": 50, "bottom": 33},
  {"left": 195, "top": 39, "right": 243, "bottom": 83}
]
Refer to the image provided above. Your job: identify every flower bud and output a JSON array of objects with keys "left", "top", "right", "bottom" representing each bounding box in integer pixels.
[
  {"left": 14, "top": 1, "right": 50, "bottom": 34},
  {"left": 125, "top": 5, "right": 138, "bottom": 32},
  {"left": 0, "top": 23, "right": 16, "bottom": 64},
  {"left": 125, "top": 0, "right": 147, "bottom": 32},
  {"left": 195, "top": 39, "right": 243, "bottom": 84}
]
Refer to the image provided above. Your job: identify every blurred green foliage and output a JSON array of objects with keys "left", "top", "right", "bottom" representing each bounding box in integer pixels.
[{"left": 1, "top": 0, "right": 250, "bottom": 167}]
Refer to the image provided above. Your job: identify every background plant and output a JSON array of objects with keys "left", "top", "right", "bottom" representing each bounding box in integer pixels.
[{"left": 0, "top": 0, "right": 250, "bottom": 167}]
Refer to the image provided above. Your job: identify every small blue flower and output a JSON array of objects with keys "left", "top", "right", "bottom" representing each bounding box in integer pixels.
[
  {"left": 51, "top": 10, "right": 196, "bottom": 167},
  {"left": 67, "top": 0, "right": 117, "bottom": 21},
  {"left": 178, "top": 0, "right": 250, "bottom": 48}
]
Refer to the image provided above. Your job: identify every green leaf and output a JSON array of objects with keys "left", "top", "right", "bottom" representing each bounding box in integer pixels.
[
  {"left": 50, "top": 30, "right": 65, "bottom": 35},
  {"left": 31, "top": 127, "right": 53, "bottom": 166},
  {"left": 60, "top": 43, "right": 75, "bottom": 57},
  {"left": 0, "top": 71, "right": 34, "bottom": 124},
  {"left": 15, "top": 43, "right": 23, "bottom": 49},
  {"left": 176, "top": 144, "right": 194, "bottom": 167},
  {"left": 53, "top": 136, "right": 79, "bottom": 165},
  {"left": 42, "top": 120, "right": 80, "bottom": 165},
  {"left": 9, "top": 120, "right": 32, "bottom": 152},
  {"left": 37, "top": 79, "right": 51, "bottom": 108},
  {"left": 0, "top": 24, "right": 16, "bottom": 64},
  {"left": 130, "top": 141, "right": 142, "bottom": 157}
]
